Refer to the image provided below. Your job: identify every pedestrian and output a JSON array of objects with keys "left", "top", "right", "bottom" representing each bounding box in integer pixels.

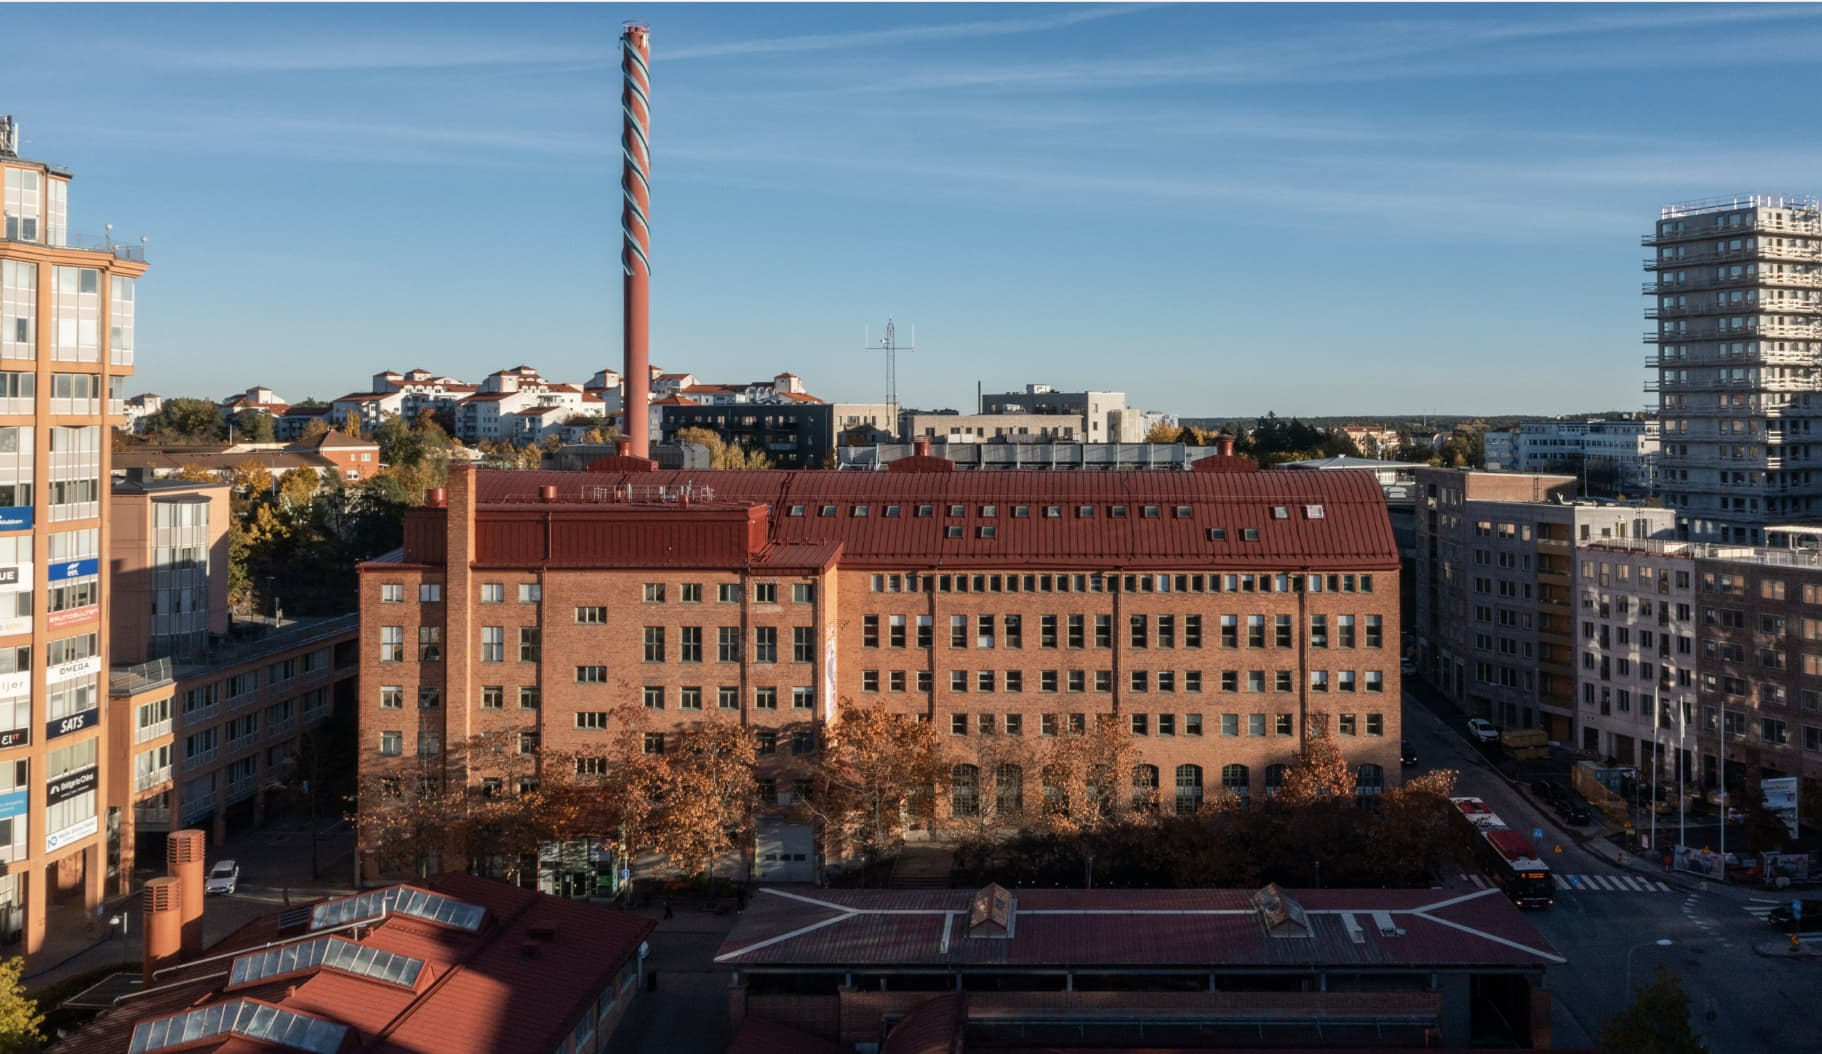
[
  {"left": 283, "top": 887, "right": 291, "bottom": 907},
  {"left": 663, "top": 894, "right": 674, "bottom": 920}
]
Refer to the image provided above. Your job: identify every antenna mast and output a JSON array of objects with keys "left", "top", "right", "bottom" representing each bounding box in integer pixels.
[{"left": 866, "top": 318, "right": 915, "bottom": 419}]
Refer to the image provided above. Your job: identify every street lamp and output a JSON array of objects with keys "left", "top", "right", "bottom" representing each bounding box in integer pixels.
[{"left": 1626, "top": 937, "right": 1674, "bottom": 993}]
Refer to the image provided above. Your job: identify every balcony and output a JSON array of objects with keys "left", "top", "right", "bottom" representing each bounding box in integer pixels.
[
  {"left": 225, "top": 777, "right": 257, "bottom": 805},
  {"left": 135, "top": 716, "right": 172, "bottom": 745},
  {"left": 110, "top": 657, "right": 172, "bottom": 698},
  {"left": 134, "top": 804, "right": 171, "bottom": 831},
  {"left": 0, "top": 228, "right": 148, "bottom": 262},
  {"left": 135, "top": 764, "right": 172, "bottom": 793}
]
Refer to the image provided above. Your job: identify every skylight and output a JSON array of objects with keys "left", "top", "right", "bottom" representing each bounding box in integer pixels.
[
  {"left": 310, "top": 886, "right": 486, "bottom": 933},
  {"left": 129, "top": 1000, "right": 348, "bottom": 1054},
  {"left": 228, "top": 935, "right": 426, "bottom": 991}
]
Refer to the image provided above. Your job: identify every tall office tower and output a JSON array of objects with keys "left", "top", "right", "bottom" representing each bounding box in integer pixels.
[
  {"left": 1646, "top": 196, "right": 1822, "bottom": 544},
  {"left": 0, "top": 115, "right": 148, "bottom": 957}
]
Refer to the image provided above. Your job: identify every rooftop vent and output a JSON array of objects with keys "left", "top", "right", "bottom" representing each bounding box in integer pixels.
[
  {"left": 967, "top": 883, "right": 1015, "bottom": 939},
  {"left": 1251, "top": 883, "right": 1310, "bottom": 939}
]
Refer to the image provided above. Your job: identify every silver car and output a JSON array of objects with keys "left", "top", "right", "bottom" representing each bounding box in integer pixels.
[{"left": 204, "top": 860, "right": 239, "bottom": 895}]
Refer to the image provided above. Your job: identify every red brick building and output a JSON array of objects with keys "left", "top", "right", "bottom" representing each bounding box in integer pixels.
[{"left": 357, "top": 459, "right": 1400, "bottom": 881}]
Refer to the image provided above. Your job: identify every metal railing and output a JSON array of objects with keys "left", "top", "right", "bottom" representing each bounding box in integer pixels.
[
  {"left": 135, "top": 765, "right": 172, "bottom": 792},
  {"left": 1581, "top": 535, "right": 1822, "bottom": 568},
  {"left": 0, "top": 229, "right": 147, "bottom": 261},
  {"left": 110, "top": 656, "right": 173, "bottom": 696}
]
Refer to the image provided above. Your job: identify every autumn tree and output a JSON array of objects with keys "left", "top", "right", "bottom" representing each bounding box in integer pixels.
[
  {"left": 356, "top": 749, "right": 470, "bottom": 880},
  {"left": 1144, "top": 420, "right": 1183, "bottom": 444},
  {"left": 170, "top": 464, "right": 222, "bottom": 484},
  {"left": 1599, "top": 964, "right": 1703, "bottom": 1054},
  {"left": 0, "top": 956, "right": 42, "bottom": 1054},
  {"left": 948, "top": 734, "right": 1037, "bottom": 839},
  {"left": 1034, "top": 716, "right": 1138, "bottom": 836},
  {"left": 1364, "top": 767, "right": 1463, "bottom": 882},
  {"left": 806, "top": 701, "right": 948, "bottom": 870},
  {"left": 634, "top": 719, "right": 758, "bottom": 878},
  {"left": 298, "top": 417, "right": 331, "bottom": 441},
  {"left": 277, "top": 467, "right": 322, "bottom": 509},
  {"left": 1274, "top": 714, "right": 1357, "bottom": 806},
  {"left": 674, "top": 426, "right": 775, "bottom": 469}
]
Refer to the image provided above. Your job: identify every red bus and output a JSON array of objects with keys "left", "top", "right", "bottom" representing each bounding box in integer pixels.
[{"left": 1450, "top": 796, "right": 1553, "bottom": 909}]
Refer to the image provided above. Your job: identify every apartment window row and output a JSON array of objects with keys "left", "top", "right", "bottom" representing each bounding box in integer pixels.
[
  {"left": 867, "top": 571, "right": 1375, "bottom": 595},
  {"left": 478, "top": 582, "right": 543, "bottom": 604},
  {"left": 641, "top": 581, "right": 812, "bottom": 605},
  {"left": 642, "top": 684, "right": 815, "bottom": 712}
]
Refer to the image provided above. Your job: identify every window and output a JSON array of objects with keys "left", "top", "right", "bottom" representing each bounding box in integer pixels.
[
  {"left": 419, "top": 583, "right": 442, "bottom": 603},
  {"left": 718, "top": 626, "right": 740, "bottom": 662},
  {"left": 576, "top": 665, "right": 606, "bottom": 683},
  {"left": 481, "top": 583, "right": 504, "bottom": 604},
  {"left": 754, "top": 583, "right": 778, "bottom": 604},
  {"left": 379, "top": 731, "right": 402, "bottom": 756},
  {"left": 682, "top": 626, "right": 704, "bottom": 663},
  {"left": 681, "top": 583, "right": 703, "bottom": 603},
  {"left": 754, "top": 627, "right": 777, "bottom": 663},
  {"left": 642, "top": 733, "right": 664, "bottom": 755},
  {"left": 643, "top": 626, "right": 665, "bottom": 662},
  {"left": 576, "top": 606, "right": 607, "bottom": 624},
  {"left": 754, "top": 687, "right": 777, "bottom": 710},
  {"left": 951, "top": 714, "right": 968, "bottom": 736},
  {"left": 718, "top": 584, "right": 739, "bottom": 604},
  {"left": 576, "top": 711, "right": 609, "bottom": 730},
  {"left": 1275, "top": 713, "right": 1293, "bottom": 736},
  {"left": 643, "top": 685, "right": 665, "bottom": 709},
  {"left": 1175, "top": 764, "right": 1203, "bottom": 814},
  {"left": 380, "top": 584, "right": 403, "bottom": 604},
  {"left": 378, "top": 627, "right": 403, "bottom": 663},
  {"left": 417, "top": 627, "right": 441, "bottom": 662},
  {"left": 643, "top": 583, "right": 665, "bottom": 603},
  {"left": 480, "top": 686, "right": 502, "bottom": 710},
  {"left": 480, "top": 626, "right": 503, "bottom": 663},
  {"left": 791, "top": 731, "right": 815, "bottom": 756},
  {"left": 519, "top": 686, "right": 540, "bottom": 709},
  {"left": 1366, "top": 714, "right": 1384, "bottom": 737},
  {"left": 792, "top": 686, "right": 814, "bottom": 710},
  {"left": 518, "top": 627, "right": 540, "bottom": 662},
  {"left": 379, "top": 686, "right": 402, "bottom": 710},
  {"left": 518, "top": 583, "right": 541, "bottom": 603},
  {"left": 718, "top": 686, "right": 739, "bottom": 710}
]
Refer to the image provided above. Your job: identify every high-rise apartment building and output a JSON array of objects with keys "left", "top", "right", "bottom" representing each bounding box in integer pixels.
[
  {"left": 0, "top": 114, "right": 148, "bottom": 955},
  {"left": 1646, "top": 196, "right": 1822, "bottom": 543},
  {"left": 359, "top": 461, "right": 1401, "bottom": 888}
]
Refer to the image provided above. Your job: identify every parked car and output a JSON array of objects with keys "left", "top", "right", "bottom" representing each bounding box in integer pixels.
[
  {"left": 1400, "top": 741, "right": 1417, "bottom": 768},
  {"left": 1766, "top": 900, "right": 1822, "bottom": 933},
  {"left": 1530, "top": 780, "right": 1563, "bottom": 804},
  {"left": 205, "top": 860, "right": 240, "bottom": 896},
  {"left": 1466, "top": 718, "right": 1501, "bottom": 744},
  {"left": 1554, "top": 800, "right": 1592, "bottom": 826}
]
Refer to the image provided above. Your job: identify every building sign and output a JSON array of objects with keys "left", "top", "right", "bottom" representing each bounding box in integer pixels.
[
  {"left": 46, "top": 707, "right": 97, "bottom": 740},
  {"left": 0, "top": 567, "right": 16, "bottom": 587},
  {"left": 47, "top": 558, "right": 98, "bottom": 582},
  {"left": 45, "top": 816, "right": 97, "bottom": 853},
  {"left": 0, "top": 673, "right": 26, "bottom": 698},
  {"left": 0, "top": 729, "right": 25, "bottom": 749},
  {"left": 46, "top": 605, "right": 98, "bottom": 630},
  {"left": 47, "top": 656, "right": 101, "bottom": 683},
  {"left": 0, "top": 508, "right": 30, "bottom": 533},
  {"left": 46, "top": 764, "right": 97, "bottom": 805},
  {"left": 0, "top": 790, "right": 25, "bottom": 821}
]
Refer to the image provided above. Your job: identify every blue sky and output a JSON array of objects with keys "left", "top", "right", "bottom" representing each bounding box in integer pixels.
[{"left": 10, "top": 2, "right": 1822, "bottom": 417}]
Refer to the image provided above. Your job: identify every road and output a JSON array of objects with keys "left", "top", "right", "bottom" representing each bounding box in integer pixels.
[{"left": 1403, "top": 690, "right": 1822, "bottom": 1052}]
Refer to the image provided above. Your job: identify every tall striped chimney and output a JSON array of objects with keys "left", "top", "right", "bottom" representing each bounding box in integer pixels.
[{"left": 620, "top": 23, "right": 653, "bottom": 458}]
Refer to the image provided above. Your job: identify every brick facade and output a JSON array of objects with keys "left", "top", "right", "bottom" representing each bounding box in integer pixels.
[{"left": 358, "top": 464, "right": 1402, "bottom": 874}]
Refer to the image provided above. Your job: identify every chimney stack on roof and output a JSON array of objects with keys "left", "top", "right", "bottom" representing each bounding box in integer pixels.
[
  {"left": 1216, "top": 433, "right": 1236, "bottom": 457},
  {"left": 142, "top": 878, "right": 183, "bottom": 983},
  {"left": 424, "top": 487, "right": 447, "bottom": 508},
  {"left": 167, "top": 828, "right": 207, "bottom": 958}
]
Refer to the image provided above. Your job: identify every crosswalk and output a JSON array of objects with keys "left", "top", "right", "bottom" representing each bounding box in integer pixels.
[
  {"left": 1458, "top": 871, "right": 1671, "bottom": 893},
  {"left": 1744, "top": 899, "right": 1778, "bottom": 921}
]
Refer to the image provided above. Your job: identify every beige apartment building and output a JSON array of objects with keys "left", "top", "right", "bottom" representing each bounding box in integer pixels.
[
  {"left": 1412, "top": 469, "right": 1676, "bottom": 740},
  {"left": 0, "top": 115, "right": 147, "bottom": 956},
  {"left": 104, "top": 477, "right": 358, "bottom": 891}
]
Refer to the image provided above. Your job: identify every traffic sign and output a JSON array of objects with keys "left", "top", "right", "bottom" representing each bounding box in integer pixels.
[
  {"left": 1796, "top": 900, "right": 1805, "bottom": 921},
  {"left": 1553, "top": 844, "right": 1564, "bottom": 855},
  {"left": 1532, "top": 827, "right": 1544, "bottom": 844}
]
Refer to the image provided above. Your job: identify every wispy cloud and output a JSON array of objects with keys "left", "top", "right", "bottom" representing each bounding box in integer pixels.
[{"left": 664, "top": 4, "right": 1146, "bottom": 61}]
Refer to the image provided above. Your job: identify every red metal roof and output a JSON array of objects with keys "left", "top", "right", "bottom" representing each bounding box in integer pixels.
[
  {"left": 66, "top": 873, "right": 654, "bottom": 1054},
  {"left": 715, "top": 887, "right": 1561, "bottom": 971},
  {"left": 468, "top": 468, "right": 1398, "bottom": 570}
]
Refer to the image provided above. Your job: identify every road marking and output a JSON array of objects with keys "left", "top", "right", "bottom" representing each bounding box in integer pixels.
[
  {"left": 1469, "top": 874, "right": 1488, "bottom": 889},
  {"left": 1653, "top": 881, "right": 1671, "bottom": 892},
  {"left": 1744, "top": 905, "right": 1775, "bottom": 918},
  {"left": 1553, "top": 874, "right": 1571, "bottom": 891}
]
